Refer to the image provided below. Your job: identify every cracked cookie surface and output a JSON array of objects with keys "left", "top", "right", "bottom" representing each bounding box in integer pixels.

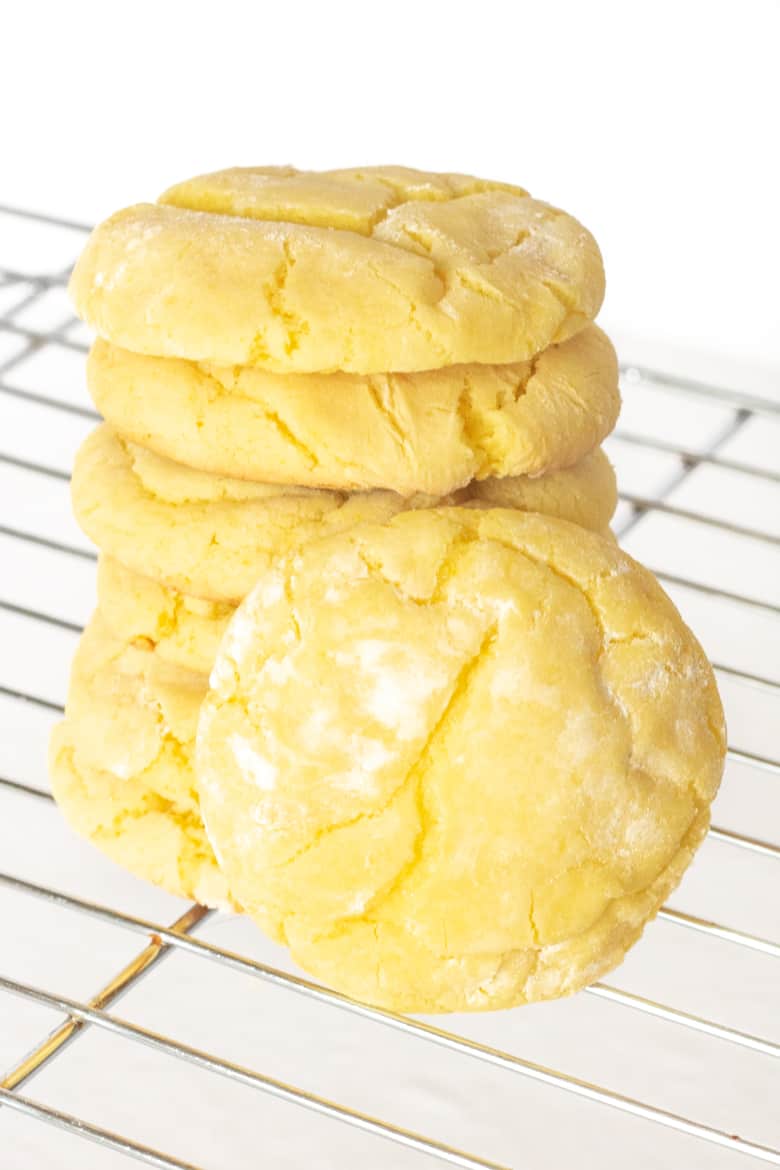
[
  {"left": 97, "top": 557, "right": 235, "bottom": 675},
  {"left": 87, "top": 325, "right": 619, "bottom": 495},
  {"left": 49, "top": 614, "right": 234, "bottom": 908},
  {"left": 196, "top": 508, "right": 725, "bottom": 1012},
  {"left": 69, "top": 165, "right": 605, "bottom": 374},
  {"left": 73, "top": 426, "right": 617, "bottom": 603}
]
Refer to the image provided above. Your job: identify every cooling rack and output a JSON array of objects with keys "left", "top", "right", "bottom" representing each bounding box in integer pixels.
[{"left": 0, "top": 202, "right": 777, "bottom": 1170}]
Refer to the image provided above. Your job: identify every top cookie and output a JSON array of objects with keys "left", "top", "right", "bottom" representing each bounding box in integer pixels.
[{"left": 69, "top": 166, "right": 605, "bottom": 373}]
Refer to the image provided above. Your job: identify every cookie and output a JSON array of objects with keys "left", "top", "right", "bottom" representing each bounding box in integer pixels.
[
  {"left": 87, "top": 325, "right": 619, "bottom": 496},
  {"left": 458, "top": 447, "right": 617, "bottom": 535},
  {"left": 49, "top": 615, "right": 232, "bottom": 908},
  {"left": 97, "top": 557, "right": 233, "bottom": 676},
  {"left": 196, "top": 508, "right": 725, "bottom": 1013},
  {"left": 96, "top": 437, "right": 616, "bottom": 676},
  {"left": 72, "top": 425, "right": 433, "bottom": 603},
  {"left": 69, "top": 165, "right": 605, "bottom": 373},
  {"left": 96, "top": 439, "right": 615, "bottom": 677},
  {"left": 73, "top": 426, "right": 617, "bottom": 602}
]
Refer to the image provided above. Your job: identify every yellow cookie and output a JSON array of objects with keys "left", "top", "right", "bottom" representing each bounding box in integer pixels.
[
  {"left": 87, "top": 325, "right": 619, "bottom": 496},
  {"left": 72, "top": 425, "right": 434, "bottom": 602},
  {"left": 97, "top": 438, "right": 616, "bottom": 678},
  {"left": 97, "top": 440, "right": 616, "bottom": 676},
  {"left": 49, "top": 615, "right": 233, "bottom": 908},
  {"left": 459, "top": 447, "right": 617, "bottom": 535},
  {"left": 196, "top": 509, "right": 725, "bottom": 1013},
  {"left": 69, "top": 165, "right": 605, "bottom": 373},
  {"left": 73, "top": 425, "right": 617, "bottom": 603},
  {"left": 97, "top": 557, "right": 234, "bottom": 676}
]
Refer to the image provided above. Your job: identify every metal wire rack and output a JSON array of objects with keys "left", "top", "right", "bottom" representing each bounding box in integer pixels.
[{"left": 0, "top": 203, "right": 777, "bottom": 1170}]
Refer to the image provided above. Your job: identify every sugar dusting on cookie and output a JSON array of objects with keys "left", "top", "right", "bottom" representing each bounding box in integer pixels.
[{"left": 229, "top": 733, "right": 278, "bottom": 791}]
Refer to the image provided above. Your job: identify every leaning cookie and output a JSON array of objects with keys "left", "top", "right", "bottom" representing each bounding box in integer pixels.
[
  {"left": 72, "top": 425, "right": 617, "bottom": 603},
  {"left": 196, "top": 508, "right": 725, "bottom": 1013},
  {"left": 86, "top": 325, "right": 619, "bottom": 496},
  {"left": 49, "top": 615, "right": 234, "bottom": 909},
  {"left": 69, "top": 165, "right": 604, "bottom": 374}
]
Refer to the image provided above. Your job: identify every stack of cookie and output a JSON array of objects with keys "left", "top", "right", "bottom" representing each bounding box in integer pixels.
[
  {"left": 51, "top": 167, "right": 725, "bottom": 1015},
  {"left": 52, "top": 166, "right": 620, "bottom": 908}
]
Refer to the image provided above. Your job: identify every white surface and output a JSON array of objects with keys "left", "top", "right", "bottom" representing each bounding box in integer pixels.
[
  {"left": 4, "top": 0, "right": 780, "bottom": 378},
  {"left": 0, "top": 146, "right": 779, "bottom": 1167}
]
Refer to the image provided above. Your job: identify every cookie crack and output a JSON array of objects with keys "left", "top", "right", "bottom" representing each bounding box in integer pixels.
[
  {"left": 263, "top": 238, "right": 311, "bottom": 357},
  {"left": 350, "top": 528, "right": 481, "bottom": 610},
  {"left": 371, "top": 202, "right": 572, "bottom": 300},
  {"left": 392, "top": 225, "right": 450, "bottom": 288},
  {"left": 528, "top": 891, "right": 540, "bottom": 946},
  {"left": 294, "top": 622, "right": 499, "bottom": 943},
  {"left": 451, "top": 347, "right": 545, "bottom": 475},
  {"left": 510, "top": 347, "right": 544, "bottom": 403},
  {"left": 363, "top": 374, "right": 412, "bottom": 454},
  {"left": 194, "top": 361, "right": 398, "bottom": 484},
  {"left": 251, "top": 404, "right": 321, "bottom": 469},
  {"left": 540, "top": 276, "right": 577, "bottom": 314},
  {"left": 455, "top": 373, "right": 509, "bottom": 475},
  {"left": 500, "top": 543, "right": 712, "bottom": 821},
  {"left": 364, "top": 260, "right": 451, "bottom": 340},
  {"left": 183, "top": 368, "right": 324, "bottom": 472},
  {"left": 455, "top": 267, "right": 526, "bottom": 311},
  {"left": 65, "top": 715, "right": 202, "bottom": 829},
  {"left": 358, "top": 622, "right": 498, "bottom": 920}
]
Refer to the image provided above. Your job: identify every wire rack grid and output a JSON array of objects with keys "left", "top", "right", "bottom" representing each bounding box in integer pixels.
[{"left": 0, "top": 203, "right": 777, "bottom": 1170}]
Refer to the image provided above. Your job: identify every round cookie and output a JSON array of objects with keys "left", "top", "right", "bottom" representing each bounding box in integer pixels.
[
  {"left": 49, "top": 615, "right": 232, "bottom": 908},
  {"left": 72, "top": 426, "right": 617, "bottom": 603},
  {"left": 196, "top": 509, "right": 725, "bottom": 1013},
  {"left": 87, "top": 325, "right": 619, "bottom": 496},
  {"left": 69, "top": 165, "right": 605, "bottom": 374},
  {"left": 97, "top": 557, "right": 233, "bottom": 676}
]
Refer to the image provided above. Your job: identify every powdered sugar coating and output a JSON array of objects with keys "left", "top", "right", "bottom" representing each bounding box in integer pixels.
[{"left": 196, "top": 508, "right": 725, "bottom": 1012}]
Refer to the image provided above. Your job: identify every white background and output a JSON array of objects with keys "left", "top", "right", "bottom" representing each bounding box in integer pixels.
[{"left": 3, "top": 0, "right": 780, "bottom": 376}]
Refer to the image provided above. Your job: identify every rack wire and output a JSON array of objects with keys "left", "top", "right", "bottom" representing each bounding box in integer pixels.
[{"left": 0, "top": 203, "right": 777, "bottom": 1170}]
